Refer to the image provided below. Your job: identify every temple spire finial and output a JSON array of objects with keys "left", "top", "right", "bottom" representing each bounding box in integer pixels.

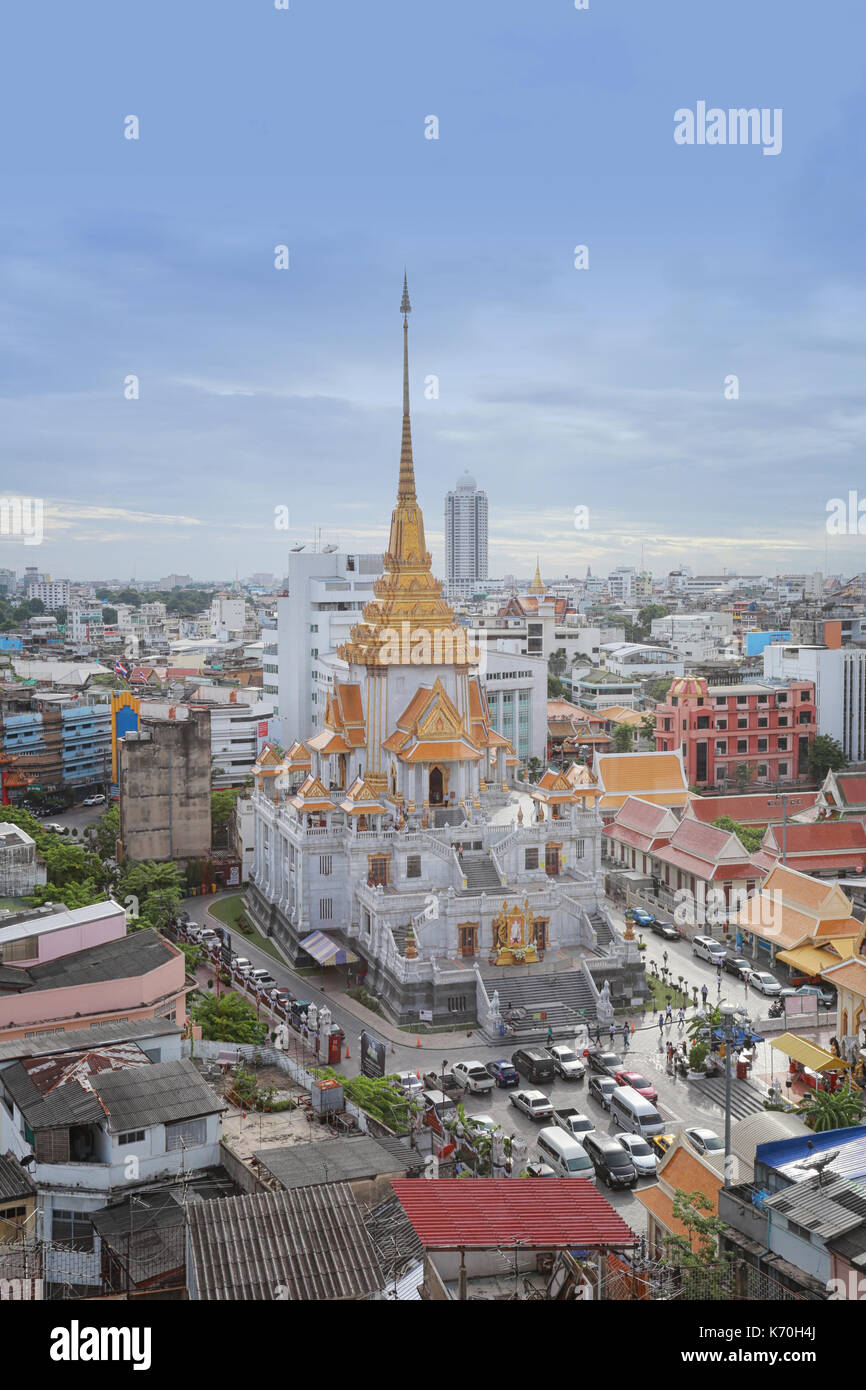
[{"left": 398, "top": 271, "right": 416, "bottom": 501}]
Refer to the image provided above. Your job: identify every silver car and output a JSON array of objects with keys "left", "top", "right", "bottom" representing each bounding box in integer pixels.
[
  {"left": 615, "top": 1133, "right": 658, "bottom": 1177},
  {"left": 750, "top": 971, "right": 782, "bottom": 996},
  {"left": 547, "top": 1044, "right": 586, "bottom": 1080},
  {"left": 510, "top": 1089, "right": 554, "bottom": 1121}
]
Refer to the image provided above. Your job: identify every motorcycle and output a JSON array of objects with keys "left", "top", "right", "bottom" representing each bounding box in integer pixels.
[{"left": 768, "top": 999, "right": 784, "bottom": 1019}]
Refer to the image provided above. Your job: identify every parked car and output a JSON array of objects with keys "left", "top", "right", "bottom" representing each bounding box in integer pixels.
[
  {"left": 450, "top": 1061, "right": 495, "bottom": 1095},
  {"left": 722, "top": 953, "right": 753, "bottom": 979},
  {"left": 780, "top": 984, "right": 835, "bottom": 1008},
  {"left": 649, "top": 1132, "right": 676, "bottom": 1161},
  {"left": 683, "top": 1127, "right": 724, "bottom": 1157},
  {"left": 630, "top": 908, "right": 655, "bottom": 927},
  {"left": 581, "top": 1133, "right": 638, "bottom": 1190},
  {"left": 510, "top": 1089, "right": 554, "bottom": 1121},
  {"left": 511, "top": 1047, "right": 556, "bottom": 1085},
  {"left": 485, "top": 1059, "right": 519, "bottom": 1088},
  {"left": 394, "top": 1071, "right": 424, "bottom": 1099},
  {"left": 43, "top": 823, "right": 67, "bottom": 834},
  {"left": 289, "top": 1000, "right": 312, "bottom": 1029},
  {"left": 547, "top": 1044, "right": 586, "bottom": 1080},
  {"left": 587, "top": 1076, "right": 617, "bottom": 1111},
  {"left": 421, "top": 1089, "right": 458, "bottom": 1134},
  {"left": 693, "top": 934, "right": 726, "bottom": 965},
  {"left": 524, "top": 1161, "right": 557, "bottom": 1178},
  {"left": 249, "top": 968, "right": 277, "bottom": 992},
  {"left": 613, "top": 1070, "right": 658, "bottom": 1103},
  {"left": 587, "top": 1049, "right": 624, "bottom": 1076},
  {"left": 651, "top": 920, "right": 681, "bottom": 941},
  {"left": 268, "top": 987, "right": 293, "bottom": 1009},
  {"left": 615, "top": 1132, "right": 658, "bottom": 1177},
  {"left": 83, "top": 793, "right": 106, "bottom": 806},
  {"left": 553, "top": 1106, "right": 596, "bottom": 1141},
  {"left": 750, "top": 970, "right": 782, "bottom": 997}
]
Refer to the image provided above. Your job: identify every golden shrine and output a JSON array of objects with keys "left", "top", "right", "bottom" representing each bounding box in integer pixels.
[{"left": 492, "top": 898, "right": 540, "bottom": 965}]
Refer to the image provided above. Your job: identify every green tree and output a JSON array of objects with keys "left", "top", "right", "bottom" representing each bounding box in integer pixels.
[
  {"left": 611, "top": 722, "right": 634, "bottom": 753},
  {"left": 808, "top": 734, "right": 847, "bottom": 784},
  {"left": 711, "top": 815, "right": 765, "bottom": 855},
  {"left": 139, "top": 888, "right": 183, "bottom": 932},
  {"left": 640, "top": 712, "right": 657, "bottom": 742},
  {"left": 735, "top": 762, "right": 757, "bottom": 792},
  {"left": 648, "top": 676, "right": 673, "bottom": 703},
  {"left": 27, "top": 880, "right": 105, "bottom": 910},
  {"left": 547, "top": 673, "right": 566, "bottom": 699},
  {"left": 102, "top": 607, "right": 118, "bottom": 624},
  {"left": 527, "top": 756, "right": 543, "bottom": 783},
  {"left": 211, "top": 788, "right": 242, "bottom": 831},
  {"left": 96, "top": 804, "right": 119, "bottom": 859},
  {"left": 797, "top": 1082, "right": 864, "bottom": 1132},
  {"left": 548, "top": 648, "right": 567, "bottom": 678},
  {"left": 662, "top": 1188, "right": 728, "bottom": 1268},
  {"left": 192, "top": 990, "right": 267, "bottom": 1044}
]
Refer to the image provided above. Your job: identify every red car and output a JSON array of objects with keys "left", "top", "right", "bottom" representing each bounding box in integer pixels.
[{"left": 614, "top": 1070, "right": 658, "bottom": 1103}]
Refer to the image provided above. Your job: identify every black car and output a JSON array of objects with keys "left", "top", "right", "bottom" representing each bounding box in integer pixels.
[
  {"left": 587, "top": 1049, "right": 623, "bottom": 1076},
  {"left": 587, "top": 1075, "right": 617, "bottom": 1111},
  {"left": 511, "top": 1047, "right": 556, "bottom": 1085},
  {"left": 582, "top": 1133, "right": 638, "bottom": 1190},
  {"left": 651, "top": 920, "right": 681, "bottom": 941},
  {"left": 722, "top": 953, "right": 752, "bottom": 979}
]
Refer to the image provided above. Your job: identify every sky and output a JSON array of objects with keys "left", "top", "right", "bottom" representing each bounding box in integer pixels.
[{"left": 2, "top": 0, "right": 866, "bottom": 585}]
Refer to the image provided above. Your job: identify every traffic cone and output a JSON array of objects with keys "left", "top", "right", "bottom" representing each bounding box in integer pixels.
[
  {"left": 416, "top": 1036, "right": 421, "bottom": 1047},
  {"left": 345, "top": 1042, "right": 350, "bottom": 1059},
  {"left": 416, "top": 1068, "right": 421, "bottom": 1080}
]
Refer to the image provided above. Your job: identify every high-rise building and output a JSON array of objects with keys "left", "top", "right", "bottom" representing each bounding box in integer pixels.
[
  {"left": 445, "top": 470, "right": 488, "bottom": 599},
  {"left": 26, "top": 580, "right": 69, "bottom": 611}
]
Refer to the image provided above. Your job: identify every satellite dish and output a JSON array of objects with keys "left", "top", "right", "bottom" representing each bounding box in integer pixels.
[
  {"left": 322, "top": 543, "right": 338, "bottom": 554},
  {"left": 794, "top": 1148, "right": 840, "bottom": 1187},
  {"left": 290, "top": 543, "right": 306, "bottom": 552}
]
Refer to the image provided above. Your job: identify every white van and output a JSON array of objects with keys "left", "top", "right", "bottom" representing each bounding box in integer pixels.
[
  {"left": 536, "top": 1127, "right": 596, "bottom": 1179},
  {"left": 609, "top": 1085, "right": 666, "bottom": 1137},
  {"left": 693, "top": 934, "right": 725, "bottom": 964}
]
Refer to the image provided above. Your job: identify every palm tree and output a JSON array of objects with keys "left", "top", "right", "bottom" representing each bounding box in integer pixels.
[{"left": 797, "top": 1083, "right": 864, "bottom": 1132}]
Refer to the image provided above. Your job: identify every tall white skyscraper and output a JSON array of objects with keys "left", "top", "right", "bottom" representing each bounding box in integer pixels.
[{"left": 445, "top": 470, "right": 488, "bottom": 598}]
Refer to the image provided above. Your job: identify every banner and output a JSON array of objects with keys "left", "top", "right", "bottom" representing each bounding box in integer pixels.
[{"left": 360, "top": 1030, "right": 386, "bottom": 1078}]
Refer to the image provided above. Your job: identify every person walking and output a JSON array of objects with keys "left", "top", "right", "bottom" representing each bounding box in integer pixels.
[
  {"left": 622, "top": 1021, "right": 631, "bottom": 1050},
  {"left": 595, "top": 1022, "right": 602, "bottom": 1045},
  {"left": 701, "top": 983, "right": 709, "bottom": 1006},
  {"left": 677, "top": 1006, "right": 685, "bottom": 1027},
  {"left": 665, "top": 1002, "right": 673, "bottom": 1024},
  {"left": 609, "top": 1023, "right": 616, "bottom": 1045},
  {"left": 658, "top": 1012, "right": 664, "bottom": 1035},
  {"left": 546, "top": 1024, "right": 554, "bottom": 1047}
]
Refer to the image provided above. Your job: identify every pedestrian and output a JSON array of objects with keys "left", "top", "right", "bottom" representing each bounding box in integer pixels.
[
  {"left": 677, "top": 1006, "right": 685, "bottom": 1027},
  {"left": 663, "top": 950, "right": 669, "bottom": 970},
  {"left": 658, "top": 1013, "right": 664, "bottom": 1034},
  {"left": 665, "top": 1003, "right": 673, "bottom": 1024},
  {"left": 595, "top": 1022, "right": 602, "bottom": 1045},
  {"left": 622, "top": 1022, "right": 630, "bottom": 1049},
  {"left": 609, "top": 1023, "right": 616, "bottom": 1044},
  {"left": 701, "top": 983, "right": 708, "bottom": 1005},
  {"left": 546, "top": 1025, "right": 554, "bottom": 1046}
]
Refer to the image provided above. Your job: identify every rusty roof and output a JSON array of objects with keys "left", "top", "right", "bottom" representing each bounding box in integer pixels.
[{"left": 391, "top": 1178, "right": 636, "bottom": 1250}]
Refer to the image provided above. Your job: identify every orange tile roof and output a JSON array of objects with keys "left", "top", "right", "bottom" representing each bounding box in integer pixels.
[
  {"left": 337, "top": 683, "right": 364, "bottom": 724},
  {"left": 306, "top": 729, "right": 351, "bottom": 754},
  {"left": 600, "top": 790, "right": 692, "bottom": 812},
  {"left": 400, "top": 739, "right": 481, "bottom": 762},
  {"left": 659, "top": 1145, "right": 723, "bottom": 1202},
  {"left": 596, "top": 752, "right": 688, "bottom": 795},
  {"left": 824, "top": 957, "right": 866, "bottom": 993}
]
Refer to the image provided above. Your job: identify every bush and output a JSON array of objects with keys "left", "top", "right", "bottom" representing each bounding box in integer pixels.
[
  {"left": 347, "top": 986, "right": 383, "bottom": 1016},
  {"left": 688, "top": 1041, "right": 709, "bottom": 1072}
]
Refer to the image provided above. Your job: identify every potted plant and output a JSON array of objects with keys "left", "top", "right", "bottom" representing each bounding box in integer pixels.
[{"left": 687, "top": 1040, "right": 709, "bottom": 1079}]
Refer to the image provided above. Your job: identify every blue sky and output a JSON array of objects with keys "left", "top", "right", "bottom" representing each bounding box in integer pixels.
[{"left": 2, "top": 0, "right": 866, "bottom": 583}]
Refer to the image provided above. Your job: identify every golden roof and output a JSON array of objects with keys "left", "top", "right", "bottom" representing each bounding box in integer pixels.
[{"left": 529, "top": 556, "right": 545, "bottom": 594}]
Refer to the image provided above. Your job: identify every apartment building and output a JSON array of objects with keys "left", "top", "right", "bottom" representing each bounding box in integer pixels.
[
  {"left": 444, "top": 470, "right": 488, "bottom": 599},
  {"left": 763, "top": 643, "right": 866, "bottom": 764},
  {"left": 26, "top": 581, "right": 69, "bottom": 611},
  {"left": 654, "top": 675, "right": 817, "bottom": 790}
]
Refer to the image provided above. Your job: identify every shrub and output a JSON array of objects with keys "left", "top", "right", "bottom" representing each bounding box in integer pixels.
[{"left": 688, "top": 1041, "right": 709, "bottom": 1072}]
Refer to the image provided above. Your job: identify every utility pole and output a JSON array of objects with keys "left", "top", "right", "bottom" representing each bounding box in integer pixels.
[{"left": 769, "top": 792, "right": 788, "bottom": 865}]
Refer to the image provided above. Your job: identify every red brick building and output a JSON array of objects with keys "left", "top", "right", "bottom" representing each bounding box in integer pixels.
[{"left": 654, "top": 676, "right": 816, "bottom": 791}]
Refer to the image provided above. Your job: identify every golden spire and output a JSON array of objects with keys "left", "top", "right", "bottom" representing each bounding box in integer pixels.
[
  {"left": 398, "top": 271, "right": 416, "bottom": 503},
  {"left": 338, "top": 277, "right": 469, "bottom": 668},
  {"left": 529, "top": 555, "right": 545, "bottom": 594}
]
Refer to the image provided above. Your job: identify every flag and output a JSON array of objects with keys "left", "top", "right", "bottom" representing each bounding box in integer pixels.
[{"left": 114, "top": 660, "right": 128, "bottom": 678}]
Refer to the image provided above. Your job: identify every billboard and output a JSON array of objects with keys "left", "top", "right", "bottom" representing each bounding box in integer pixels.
[{"left": 360, "top": 1030, "right": 386, "bottom": 1079}]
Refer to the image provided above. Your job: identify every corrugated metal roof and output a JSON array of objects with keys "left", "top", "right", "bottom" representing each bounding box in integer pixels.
[
  {"left": 94, "top": 1059, "right": 226, "bottom": 1132},
  {"left": 391, "top": 1178, "right": 637, "bottom": 1250},
  {"left": 1, "top": 1062, "right": 105, "bottom": 1128},
  {"left": 186, "top": 1183, "right": 384, "bottom": 1300},
  {"left": 766, "top": 1173, "right": 866, "bottom": 1241},
  {"left": 255, "top": 1136, "right": 420, "bottom": 1190},
  {"left": 0, "top": 1150, "right": 35, "bottom": 1202},
  {"left": 0, "top": 1018, "right": 183, "bottom": 1064}
]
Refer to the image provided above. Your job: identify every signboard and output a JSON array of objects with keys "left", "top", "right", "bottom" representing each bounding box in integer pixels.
[
  {"left": 419, "top": 1009, "right": 433, "bottom": 1024},
  {"left": 360, "top": 1030, "right": 387, "bottom": 1079}
]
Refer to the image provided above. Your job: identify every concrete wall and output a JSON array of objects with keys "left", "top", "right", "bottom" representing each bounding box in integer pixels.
[{"left": 119, "top": 706, "right": 212, "bottom": 861}]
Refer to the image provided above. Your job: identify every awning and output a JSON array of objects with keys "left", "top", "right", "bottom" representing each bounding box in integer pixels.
[
  {"left": 770, "top": 1033, "right": 849, "bottom": 1072},
  {"left": 711, "top": 1026, "right": 764, "bottom": 1047},
  {"left": 299, "top": 931, "right": 359, "bottom": 966},
  {"left": 776, "top": 943, "right": 852, "bottom": 976}
]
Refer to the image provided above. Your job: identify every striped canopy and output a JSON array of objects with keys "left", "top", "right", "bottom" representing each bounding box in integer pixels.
[{"left": 299, "top": 931, "right": 358, "bottom": 966}]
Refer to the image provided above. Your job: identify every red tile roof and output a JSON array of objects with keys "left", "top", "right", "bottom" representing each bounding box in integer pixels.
[
  {"left": 837, "top": 775, "right": 866, "bottom": 806},
  {"left": 391, "top": 1178, "right": 636, "bottom": 1249},
  {"left": 687, "top": 792, "right": 819, "bottom": 826},
  {"left": 765, "top": 821, "right": 866, "bottom": 854}
]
